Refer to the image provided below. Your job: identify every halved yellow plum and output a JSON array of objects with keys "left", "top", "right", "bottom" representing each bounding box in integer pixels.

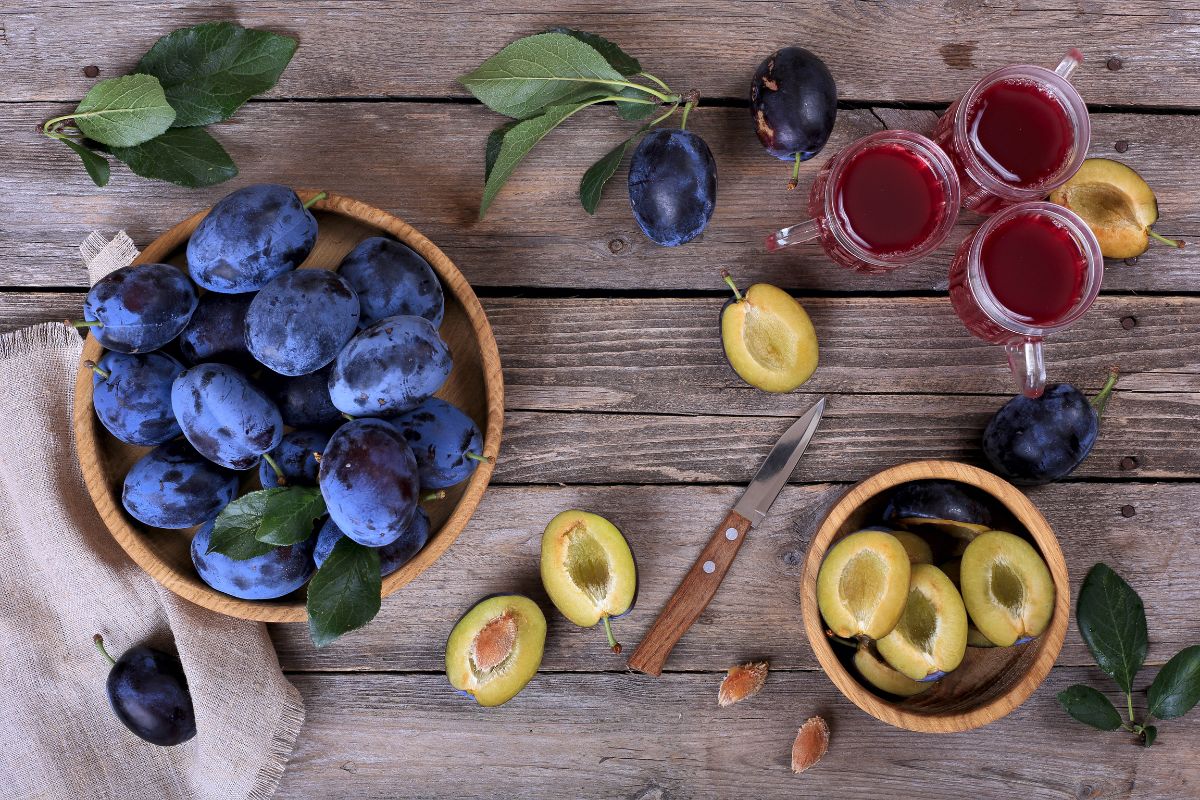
[
  {"left": 720, "top": 272, "right": 818, "bottom": 393},
  {"left": 854, "top": 641, "right": 931, "bottom": 697},
  {"left": 941, "top": 559, "right": 998, "bottom": 648},
  {"left": 891, "top": 530, "right": 933, "bottom": 565},
  {"left": 446, "top": 594, "right": 546, "bottom": 707},
  {"left": 816, "top": 530, "right": 910, "bottom": 640},
  {"left": 960, "top": 531, "right": 1055, "bottom": 647},
  {"left": 877, "top": 564, "right": 968, "bottom": 682},
  {"left": 540, "top": 510, "right": 637, "bottom": 653}
]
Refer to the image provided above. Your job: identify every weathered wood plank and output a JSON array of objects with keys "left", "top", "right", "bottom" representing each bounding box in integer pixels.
[
  {"left": 270, "top": 483, "right": 1200, "bottom": 673},
  {"left": 277, "top": 667, "right": 1199, "bottom": 800},
  {"left": 2, "top": 103, "right": 1196, "bottom": 291},
  {"left": 5, "top": 1, "right": 1200, "bottom": 108}
]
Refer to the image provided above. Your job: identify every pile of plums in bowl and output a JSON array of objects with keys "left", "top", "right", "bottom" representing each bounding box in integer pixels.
[{"left": 73, "top": 185, "right": 501, "bottom": 637}]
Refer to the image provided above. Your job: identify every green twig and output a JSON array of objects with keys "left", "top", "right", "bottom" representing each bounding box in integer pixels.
[
  {"left": 93, "top": 634, "right": 116, "bottom": 667},
  {"left": 721, "top": 270, "right": 742, "bottom": 302},
  {"left": 303, "top": 192, "right": 327, "bottom": 210},
  {"left": 788, "top": 152, "right": 802, "bottom": 191},
  {"left": 1148, "top": 229, "right": 1185, "bottom": 249},
  {"left": 1091, "top": 367, "right": 1120, "bottom": 417},
  {"left": 636, "top": 71, "right": 671, "bottom": 93},
  {"left": 603, "top": 615, "right": 621, "bottom": 654}
]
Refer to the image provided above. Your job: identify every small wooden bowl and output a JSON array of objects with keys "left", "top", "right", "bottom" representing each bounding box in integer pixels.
[
  {"left": 72, "top": 190, "right": 504, "bottom": 623},
  {"left": 800, "top": 460, "right": 1069, "bottom": 733}
]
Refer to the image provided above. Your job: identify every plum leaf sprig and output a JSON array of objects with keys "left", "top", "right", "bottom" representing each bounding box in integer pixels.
[
  {"left": 460, "top": 29, "right": 697, "bottom": 218},
  {"left": 41, "top": 22, "right": 297, "bottom": 188},
  {"left": 1058, "top": 563, "right": 1200, "bottom": 746}
]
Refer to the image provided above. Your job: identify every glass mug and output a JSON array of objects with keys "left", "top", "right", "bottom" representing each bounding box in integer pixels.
[
  {"left": 766, "top": 130, "right": 961, "bottom": 274},
  {"left": 934, "top": 50, "right": 1090, "bottom": 214},
  {"left": 949, "top": 201, "right": 1103, "bottom": 398}
]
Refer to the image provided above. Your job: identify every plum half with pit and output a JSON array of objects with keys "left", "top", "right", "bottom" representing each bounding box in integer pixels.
[
  {"left": 750, "top": 46, "right": 837, "bottom": 187},
  {"left": 445, "top": 594, "right": 546, "bottom": 707}
]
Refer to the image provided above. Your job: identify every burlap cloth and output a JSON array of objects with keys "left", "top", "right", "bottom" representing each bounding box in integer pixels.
[{"left": 0, "top": 234, "right": 304, "bottom": 800}]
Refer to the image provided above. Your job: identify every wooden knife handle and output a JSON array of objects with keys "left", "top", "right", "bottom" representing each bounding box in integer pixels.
[{"left": 627, "top": 509, "right": 753, "bottom": 676}]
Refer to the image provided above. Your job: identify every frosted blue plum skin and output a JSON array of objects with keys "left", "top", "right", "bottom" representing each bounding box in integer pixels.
[
  {"left": 178, "top": 292, "right": 255, "bottom": 369},
  {"left": 390, "top": 397, "right": 483, "bottom": 489},
  {"left": 327, "top": 315, "right": 452, "bottom": 417},
  {"left": 318, "top": 418, "right": 420, "bottom": 547},
  {"left": 983, "top": 384, "right": 1100, "bottom": 485},
  {"left": 259, "top": 365, "right": 343, "bottom": 428},
  {"left": 92, "top": 351, "right": 184, "bottom": 446},
  {"left": 186, "top": 184, "right": 317, "bottom": 293},
  {"left": 122, "top": 438, "right": 239, "bottom": 528},
  {"left": 628, "top": 129, "right": 717, "bottom": 247},
  {"left": 84, "top": 263, "right": 197, "bottom": 353},
  {"left": 191, "top": 520, "right": 316, "bottom": 600},
  {"left": 313, "top": 510, "right": 431, "bottom": 575},
  {"left": 171, "top": 363, "right": 283, "bottom": 470},
  {"left": 337, "top": 237, "right": 445, "bottom": 327},
  {"left": 105, "top": 645, "right": 196, "bottom": 746},
  {"left": 245, "top": 269, "right": 361, "bottom": 376},
  {"left": 259, "top": 429, "right": 331, "bottom": 488}
]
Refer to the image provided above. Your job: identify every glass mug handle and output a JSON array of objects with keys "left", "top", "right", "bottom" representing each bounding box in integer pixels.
[
  {"left": 765, "top": 218, "right": 820, "bottom": 252},
  {"left": 1005, "top": 337, "right": 1047, "bottom": 398},
  {"left": 1054, "top": 48, "right": 1083, "bottom": 80}
]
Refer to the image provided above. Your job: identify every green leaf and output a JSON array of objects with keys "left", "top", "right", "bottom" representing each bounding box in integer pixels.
[
  {"left": 459, "top": 32, "right": 626, "bottom": 119},
  {"left": 616, "top": 88, "right": 658, "bottom": 121},
  {"left": 71, "top": 74, "right": 175, "bottom": 148},
  {"left": 480, "top": 100, "right": 596, "bottom": 218},
  {"left": 1141, "top": 724, "right": 1158, "bottom": 747},
  {"left": 1077, "top": 563, "right": 1148, "bottom": 694},
  {"left": 110, "top": 127, "right": 238, "bottom": 188},
  {"left": 484, "top": 120, "right": 518, "bottom": 184},
  {"left": 56, "top": 137, "right": 110, "bottom": 186},
  {"left": 1148, "top": 645, "right": 1200, "bottom": 720},
  {"left": 306, "top": 537, "right": 382, "bottom": 648},
  {"left": 579, "top": 132, "right": 641, "bottom": 214},
  {"left": 545, "top": 28, "right": 641, "bottom": 75},
  {"left": 257, "top": 486, "right": 326, "bottom": 546},
  {"left": 1056, "top": 684, "right": 1123, "bottom": 731},
  {"left": 206, "top": 489, "right": 285, "bottom": 560},
  {"left": 137, "top": 22, "right": 298, "bottom": 127}
]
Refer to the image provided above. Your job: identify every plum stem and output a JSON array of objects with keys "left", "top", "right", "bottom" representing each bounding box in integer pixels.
[
  {"left": 312, "top": 451, "right": 322, "bottom": 464},
  {"left": 1091, "top": 367, "right": 1119, "bottom": 417},
  {"left": 824, "top": 630, "right": 858, "bottom": 648},
  {"left": 67, "top": 319, "right": 103, "bottom": 329},
  {"left": 647, "top": 100, "right": 681, "bottom": 129},
  {"left": 303, "top": 191, "right": 327, "bottom": 210},
  {"left": 788, "top": 152, "right": 802, "bottom": 191},
  {"left": 341, "top": 413, "right": 355, "bottom": 422},
  {"left": 1148, "top": 229, "right": 1185, "bottom": 249},
  {"left": 261, "top": 452, "right": 286, "bottom": 485},
  {"left": 721, "top": 270, "right": 743, "bottom": 302},
  {"left": 602, "top": 615, "right": 621, "bottom": 654},
  {"left": 677, "top": 91, "right": 700, "bottom": 130},
  {"left": 84, "top": 359, "right": 109, "bottom": 380},
  {"left": 93, "top": 634, "right": 116, "bottom": 666},
  {"left": 421, "top": 490, "right": 446, "bottom": 502},
  {"left": 465, "top": 451, "right": 493, "bottom": 464}
]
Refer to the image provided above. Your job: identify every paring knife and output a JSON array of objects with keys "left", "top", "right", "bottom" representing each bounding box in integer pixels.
[{"left": 627, "top": 397, "right": 826, "bottom": 676}]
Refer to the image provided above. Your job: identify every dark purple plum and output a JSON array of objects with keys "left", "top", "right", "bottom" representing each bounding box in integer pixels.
[
  {"left": 122, "top": 438, "right": 239, "bottom": 528},
  {"left": 750, "top": 47, "right": 837, "bottom": 179},
  {"left": 259, "top": 365, "right": 343, "bottom": 427},
  {"left": 177, "top": 292, "right": 255, "bottom": 368},
  {"left": 259, "top": 428, "right": 331, "bottom": 488},
  {"left": 82, "top": 263, "right": 197, "bottom": 353},
  {"left": 338, "top": 237, "right": 444, "bottom": 327},
  {"left": 90, "top": 351, "right": 184, "bottom": 446},
  {"left": 186, "top": 184, "right": 318, "bottom": 293},
  {"left": 628, "top": 129, "right": 717, "bottom": 247},
  {"left": 171, "top": 364, "right": 283, "bottom": 470},
  {"left": 318, "top": 418, "right": 419, "bottom": 547},
  {"left": 94, "top": 634, "right": 195, "bottom": 747},
  {"left": 313, "top": 510, "right": 431, "bottom": 576},
  {"left": 883, "top": 479, "right": 995, "bottom": 539},
  {"left": 390, "top": 397, "right": 485, "bottom": 490},
  {"left": 191, "top": 520, "right": 316, "bottom": 600},
  {"left": 245, "top": 269, "right": 360, "bottom": 376},
  {"left": 328, "top": 315, "right": 452, "bottom": 417}
]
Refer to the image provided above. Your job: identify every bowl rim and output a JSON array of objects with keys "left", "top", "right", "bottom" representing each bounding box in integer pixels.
[
  {"left": 799, "top": 459, "right": 1070, "bottom": 733},
  {"left": 72, "top": 189, "right": 505, "bottom": 623}
]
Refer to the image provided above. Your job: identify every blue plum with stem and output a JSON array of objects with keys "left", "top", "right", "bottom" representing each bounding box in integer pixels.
[
  {"left": 327, "top": 315, "right": 452, "bottom": 417},
  {"left": 259, "top": 429, "right": 331, "bottom": 488},
  {"left": 79, "top": 263, "right": 197, "bottom": 353},
  {"left": 186, "top": 184, "right": 320, "bottom": 293},
  {"left": 89, "top": 351, "right": 184, "bottom": 446},
  {"left": 259, "top": 364, "right": 343, "bottom": 428},
  {"left": 313, "top": 510, "right": 431, "bottom": 576},
  {"left": 628, "top": 128, "right": 717, "bottom": 247},
  {"left": 337, "top": 237, "right": 444, "bottom": 327},
  {"left": 93, "top": 634, "right": 195, "bottom": 747},
  {"left": 245, "top": 269, "right": 361, "bottom": 376},
  {"left": 318, "top": 418, "right": 420, "bottom": 547},
  {"left": 191, "top": 520, "right": 316, "bottom": 600},
  {"left": 171, "top": 363, "right": 283, "bottom": 470},
  {"left": 177, "top": 292, "right": 255, "bottom": 369},
  {"left": 750, "top": 47, "right": 837, "bottom": 186},
  {"left": 390, "top": 397, "right": 488, "bottom": 489},
  {"left": 122, "top": 438, "right": 239, "bottom": 528}
]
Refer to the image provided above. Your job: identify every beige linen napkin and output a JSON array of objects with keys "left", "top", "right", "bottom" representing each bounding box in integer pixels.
[{"left": 0, "top": 234, "right": 304, "bottom": 800}]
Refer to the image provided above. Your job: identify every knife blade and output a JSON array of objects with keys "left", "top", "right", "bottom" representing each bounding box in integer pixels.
[{"left": 627, "top": 397, "right": 826, "bottom": 676}]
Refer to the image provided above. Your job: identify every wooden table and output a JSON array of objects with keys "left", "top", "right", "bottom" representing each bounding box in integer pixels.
[{"left": 4, "top": 3, "right": 1199, "bottom": 798}]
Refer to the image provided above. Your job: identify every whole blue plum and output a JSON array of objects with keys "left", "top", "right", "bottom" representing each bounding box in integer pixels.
[
  {"left": 259, "top": 429, "right": 331, "bottom": 488},
  {"left": 750, "top": 47, "right": 837, "bottom": 164},
  {"left": 318, "top": 418, "right": 419, "bottom": 547},
  {"left": 122, "top": 438, "right": 239, "bottom": 528},
  {"left": 186, "top": 184, "right": 317, "bottom": 293},
  {"left": 983, "top": 382, "right": 1108, "bottom": 485},
  {"left": 259, "top": 365, "right": 343, "bottom": 428},
  {"left": 83, "top": 263, "right": 197, "bottom": 353},
  {"left": 245, "top": 269, "right": 361, "bottom": 376},
  {"left": 390, "top": 397, "right": 485, "bottom": 489},
  {"left": 91, "top": 351, "right": 184, "bottom": 446},
  {"left": 313, "top": 510, "right": 431, "bottom": 576},
  {"left": 191, "top": 520, "right": 316, "bottom": 600},
  {"left": 95, "top": 635, "right": 195, "bottom": 747},
  {"left": 337, "top": 237, "right": 444, "bottom": 327},
  {"left": 628, "top": 129, "right": 717, "bottom": 247},
  {"left": 327, "top": 315, "right": 452, "bottom": 417},
  {"left": 171, "top": 364, "right": 283, "bottom": 470},
  {"left": 178, "top": 292, "right": 255, "bottom": 369}
]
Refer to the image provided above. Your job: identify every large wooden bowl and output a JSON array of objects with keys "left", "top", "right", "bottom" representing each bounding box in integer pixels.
[
  {"left": 73, "top": 190, "right": 504, "bottom": 623},
  {"left": 800, "top": 460, "right": 1069, "bottom": 732}
]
